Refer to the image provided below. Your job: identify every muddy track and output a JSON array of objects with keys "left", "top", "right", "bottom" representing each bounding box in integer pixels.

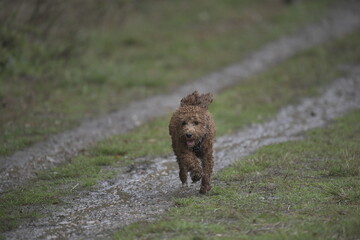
[
  {"left": 4, "top": 66, "right": 360, "bottom": 240},
  {"left": 1, "top": 2, "right": 360, "bottom": 192}
]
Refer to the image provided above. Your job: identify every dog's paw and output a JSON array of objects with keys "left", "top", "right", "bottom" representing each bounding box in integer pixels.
[
  {"left": 190, "top": 171, "right": 202, "bottom": 183},
  {"left": 199, "top": 185, "right": 211, "bottom": 194}
]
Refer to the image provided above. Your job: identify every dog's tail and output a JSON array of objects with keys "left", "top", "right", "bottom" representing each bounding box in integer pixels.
[{"left": 180, "top": 91, "right": 213, "bottom": 109}]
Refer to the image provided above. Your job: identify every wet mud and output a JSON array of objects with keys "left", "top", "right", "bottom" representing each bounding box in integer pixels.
[
  {"left": 4, "top": 67, "right": 360, "bottom": 239},
  {"left": 1, "top": 2, "right": 360, "bottom": 192}
]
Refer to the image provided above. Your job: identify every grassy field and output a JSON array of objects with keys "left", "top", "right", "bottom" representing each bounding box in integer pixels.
[
  {"left": 114, "top": 110, "right": 360, "bottom": 240},
  {"left": 0, "top": 29, "right": 359, "bottom": 234},
  {"left": 0, "top": 0, "right": 337, "bottom": 156}
]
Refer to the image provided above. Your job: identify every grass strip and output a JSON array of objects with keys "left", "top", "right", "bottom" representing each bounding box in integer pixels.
[
  {"left": 113, "top": 108, "right": 360, "bottom": 240},
  {"left": 0, "top": 30, "right": 359, "bottom": 233},
  {"left": 0, "top": 0, "right": 337, "bottom": 155}
]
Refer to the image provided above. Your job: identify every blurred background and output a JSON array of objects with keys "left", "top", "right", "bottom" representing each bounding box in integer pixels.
[{"left": 0, "top": 0, "right": 336, "bottom": 155}]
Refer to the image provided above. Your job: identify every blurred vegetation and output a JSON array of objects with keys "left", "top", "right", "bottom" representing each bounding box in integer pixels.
[
  {"left": 0, "top": 0, "right": 130, "bottom": 73},
  {"left": 0, "top": 0, "right": 134, "bottom": 154},
  {"left": 0, "top": 0, "right": 132, "bottom": 154}
]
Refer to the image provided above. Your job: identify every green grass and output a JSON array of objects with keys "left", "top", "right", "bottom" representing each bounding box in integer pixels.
[
  {"left": 1, "top": 29, "right": 359, "bottom": 235},
  {"left": 0, "top": 0, "right": 338, "bottom": 156},
  {"left": 113, "top": 109, "right": 360, "bottom": 240},
  {"left": 0, "top": 183, "right": 66, "bottom": 232}
]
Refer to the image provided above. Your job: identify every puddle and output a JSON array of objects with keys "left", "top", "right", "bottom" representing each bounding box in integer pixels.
[
  {"left": 1, "top": 1, "right": 360, "bottom": 193},
  {"left": 3, "top": 67, "right": 360, "bottom": 239}
]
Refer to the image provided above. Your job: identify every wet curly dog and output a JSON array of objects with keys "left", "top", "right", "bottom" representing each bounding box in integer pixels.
[{"left": 169, "top": 91, "right": 215, "bottom": 194}]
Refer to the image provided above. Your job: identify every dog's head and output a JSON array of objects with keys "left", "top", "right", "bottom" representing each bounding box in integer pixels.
[{"left": 174, "top": 91, "right": 213, "bottom": 148}]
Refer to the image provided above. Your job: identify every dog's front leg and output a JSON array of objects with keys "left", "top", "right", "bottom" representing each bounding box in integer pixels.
[
  {"left": 199, "top": 151, "right": 214, "bottom": 194},
  {"left": 177, "top": 151, "right": 192, "bottom": 186},
  {"left": 178, "top": 151, "right": 202, "bottom": 186}
]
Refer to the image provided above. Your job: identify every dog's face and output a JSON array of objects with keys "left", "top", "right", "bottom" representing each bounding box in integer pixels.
[{"left": 176, "top": 106, "right": 209, "bottom": 148}]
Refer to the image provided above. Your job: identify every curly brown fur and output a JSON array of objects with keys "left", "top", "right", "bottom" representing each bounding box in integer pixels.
[{"left": 169, "top": 91, "right": 216, "bottom": 194}]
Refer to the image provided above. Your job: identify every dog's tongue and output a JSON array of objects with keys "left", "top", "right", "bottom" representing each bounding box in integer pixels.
[{"left": 186, "top": 140, "right": 195, "bottom": 147}]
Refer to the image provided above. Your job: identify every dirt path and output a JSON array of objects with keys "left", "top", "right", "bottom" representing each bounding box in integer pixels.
[
  {"left": 4, "top": 66, "right": 360, "bottom": 239},
  {"left": 1, "top": 2, "right": 360, "bottom": 193}
]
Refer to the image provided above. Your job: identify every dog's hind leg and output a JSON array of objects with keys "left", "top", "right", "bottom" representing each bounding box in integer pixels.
[{"left": 178, "top": 163, "right": 188, "bottom": 186}]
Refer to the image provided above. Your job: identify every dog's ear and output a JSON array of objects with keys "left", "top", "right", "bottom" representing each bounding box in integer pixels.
[
  {"left": 180, "top": 91, "right": 213, "bottom": 109},
  {"left": 180, "top": 91, "right": 200, "bottom": 107},
  {"left": 198, "top": 93, "right": 213, "bottom": 109}
]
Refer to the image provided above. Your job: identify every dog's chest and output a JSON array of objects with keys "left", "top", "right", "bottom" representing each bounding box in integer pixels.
[{"left": 192, "top": 142, "right": 203, "bottom": 158}]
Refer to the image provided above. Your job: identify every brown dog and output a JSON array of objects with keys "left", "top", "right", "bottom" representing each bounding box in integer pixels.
[{"left": 169, "top": 91, "right": 215, "bottom": 194}]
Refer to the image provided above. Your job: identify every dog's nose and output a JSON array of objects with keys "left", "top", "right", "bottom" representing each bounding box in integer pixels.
[{"left": 186, "top": 133, "right": 192, "bottom": 138}]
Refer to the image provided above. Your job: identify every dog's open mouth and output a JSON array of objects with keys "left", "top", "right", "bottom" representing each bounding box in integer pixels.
[{"left": 186, "top": 140, "right": 196, "bottom": 147}]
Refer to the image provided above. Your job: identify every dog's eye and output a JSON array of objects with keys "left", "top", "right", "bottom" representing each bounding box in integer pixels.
[
  {"left": 182, "top": 121, "right": 187, "bottom": 126},
  {"left": 194, "top": 121, "right": 199, "bottom": 125}
]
